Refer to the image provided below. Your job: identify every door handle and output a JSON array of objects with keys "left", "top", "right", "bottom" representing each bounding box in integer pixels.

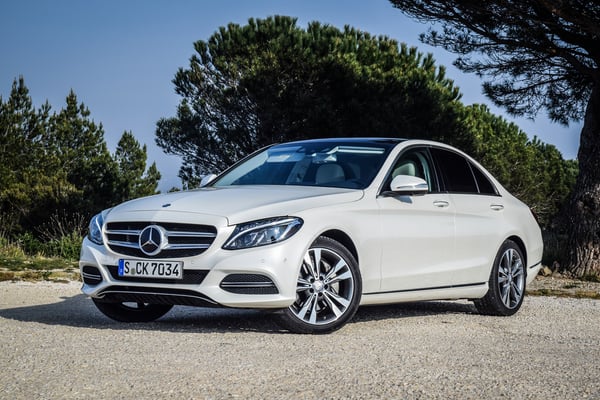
[
  {"left": 490, "top": 204, "right": 504, "bottom": 211},
  {"left": 433, "top": 200, "right": 450, "bottom": 208}
]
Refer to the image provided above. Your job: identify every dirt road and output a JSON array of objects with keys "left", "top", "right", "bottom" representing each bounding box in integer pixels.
[{"left": 1, "top": 281, "right": 599, "bottom": 399}]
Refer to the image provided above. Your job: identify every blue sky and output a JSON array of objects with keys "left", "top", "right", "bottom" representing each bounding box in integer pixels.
[{"left": 1, "top": 0, "right": 582, "bottom": 190}]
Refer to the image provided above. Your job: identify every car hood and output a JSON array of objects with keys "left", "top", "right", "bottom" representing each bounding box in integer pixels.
[{"left": 105, "top": 185, "right": 364, "bottom": 225}]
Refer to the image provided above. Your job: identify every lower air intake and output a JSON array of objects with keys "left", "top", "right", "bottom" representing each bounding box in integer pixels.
[{"left": 220, "top": 274, "right": 279, "bottom": 295}]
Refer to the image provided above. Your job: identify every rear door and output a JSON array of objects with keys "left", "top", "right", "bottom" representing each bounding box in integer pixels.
[{"left": 430, "top": 148, "right": 506, "bottom": 285}]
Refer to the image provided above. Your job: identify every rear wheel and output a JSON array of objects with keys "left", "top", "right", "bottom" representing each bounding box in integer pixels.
[
  {"left": 277, "top": 236, "right": 362, "bottom": 334},
  {"left": 92, "top": 299, "right": 173, "bottom": 322},
  {"left": 474, "top": 240, "right": 526, "bottom": 316}
]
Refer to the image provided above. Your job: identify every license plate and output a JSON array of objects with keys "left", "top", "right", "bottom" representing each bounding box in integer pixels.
[{"left": 118, "top": 259, "right": 183, "bottom": 280}]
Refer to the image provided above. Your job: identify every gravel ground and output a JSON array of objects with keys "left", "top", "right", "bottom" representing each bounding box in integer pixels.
[
  {"left": 1, "top": 280, "right": 599, "bottom": 400},
  {"left": 528, "top": 275, "right": 600, "bottom": 298}
]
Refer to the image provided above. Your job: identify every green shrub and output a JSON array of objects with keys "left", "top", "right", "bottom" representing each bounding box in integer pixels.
[
  {"left": 1, "top": 231, "right": 82, "bottom": 260},
  {"left": 0, "top": 234, "right": 25, "bottom": 258},
  {"left": 41, "top": 231, "right": 83, "bottom": 260},
  {"left": 15, "top": 232, "right": 44, "bottom": 256}
]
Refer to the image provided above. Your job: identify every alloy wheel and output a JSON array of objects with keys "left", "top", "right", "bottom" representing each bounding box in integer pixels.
[
  {"left": 290, "top": 246, "right": 356, "bottom": 326},
  {"left": 497, "top": 247, "right": 525, "bottom": 309}
]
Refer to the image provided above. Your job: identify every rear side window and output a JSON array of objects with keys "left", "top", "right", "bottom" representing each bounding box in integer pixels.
[
  {"left": 471, "top": 164, "right": 498, "bottom": 195},
  {"left": 430, "top": 148, "right": 498, "bottom": 195},
  {"left": 430, "top": 148, "right": 478, "bottom": 193}
]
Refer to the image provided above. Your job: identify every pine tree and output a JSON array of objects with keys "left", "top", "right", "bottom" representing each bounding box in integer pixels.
[
  {"left": 48, "top": 91, "right": 118, "bottom": 215},
  {"left": 156, "top": 16, "right": 463, "bottom": 183},
  {"left": 0, "top": 78, "right": 161, "bottom": 239},
  {"left": 0, "top": 77, "right": 70, "bottom": 232},
  {"left": 114, "top": 131, "right": 161, "bottom": 202}
]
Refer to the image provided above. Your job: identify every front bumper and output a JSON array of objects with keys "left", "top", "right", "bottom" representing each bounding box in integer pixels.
[{"left": 79, "top": 234, "right": 307, "bottom": 309}]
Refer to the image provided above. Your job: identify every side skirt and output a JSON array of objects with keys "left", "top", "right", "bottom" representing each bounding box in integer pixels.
[{"left": 360, "top": 282, "right": 488, "bottom": 306}]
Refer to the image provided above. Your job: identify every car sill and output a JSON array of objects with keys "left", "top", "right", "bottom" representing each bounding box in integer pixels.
[{"left": 363, "top": 282, "right": 488, "bottom": 297}]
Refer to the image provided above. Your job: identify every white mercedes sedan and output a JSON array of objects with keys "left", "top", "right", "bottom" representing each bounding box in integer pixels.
[{"left": 80, "top": 138, "right": 543, "bottom": 333}]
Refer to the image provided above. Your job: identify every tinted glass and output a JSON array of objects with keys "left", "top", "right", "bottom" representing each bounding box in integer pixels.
[
  {"left": 471, "top": 164, "right": 498, "bottom": 195},
  {"left": 431, "top": 148, "right": 478, "bottom": 193},
  {"left": 213, "top": 140, "right": 395, "bottom": 189}
]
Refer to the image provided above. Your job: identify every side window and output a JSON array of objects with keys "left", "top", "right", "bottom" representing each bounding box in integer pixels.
[
  {"left": 471, "top": 164, "right": 498, "bottom": 195},
  {"left": 387, "top": 147, "right": 437, "bottom": 192},
  {"left": 430, "top": 148, "right": 478, "bottom": 194}
]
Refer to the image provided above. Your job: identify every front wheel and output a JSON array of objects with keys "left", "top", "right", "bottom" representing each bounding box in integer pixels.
[
  {"left": 474, "top": 240, "right": 526, "bottom": 316},
  {"left": 92, "top": 299, "right": 173, "bottom": 322},
  {"left": 277, "top": 236, "right": 362, "bottom": 334}
]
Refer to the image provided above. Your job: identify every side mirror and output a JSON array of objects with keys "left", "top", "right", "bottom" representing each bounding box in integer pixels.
[
  {"left": 389, "top": 175, "right": 428, "bottom": 195},
  {"left": 200, "top": 173, "right": 217, "bottom": 187}
]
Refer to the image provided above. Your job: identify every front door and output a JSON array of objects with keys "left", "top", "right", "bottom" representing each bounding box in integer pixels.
[{"left": 376, "top": 147, "right": 457, "bottom": 292}]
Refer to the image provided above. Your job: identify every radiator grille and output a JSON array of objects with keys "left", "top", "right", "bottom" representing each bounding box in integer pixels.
[{"left": 105, "top": 221, "right": 217, "bottom": 258}]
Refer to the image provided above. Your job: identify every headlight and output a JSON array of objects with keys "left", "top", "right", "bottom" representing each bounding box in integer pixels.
[
  {"left": 88, "top": 210, "right": 109, "bottom": 245},
  {"left": 223, "top": 217, "right": 303, "bottom": 250}
]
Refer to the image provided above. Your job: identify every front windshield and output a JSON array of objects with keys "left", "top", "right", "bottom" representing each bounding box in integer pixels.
[{"left": 212, "top": 140, "right": 395, "bottom": 189}]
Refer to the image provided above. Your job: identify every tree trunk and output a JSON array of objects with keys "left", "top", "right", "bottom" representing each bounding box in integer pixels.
[{"left": 563, "top": 86, "right": 600, "bottom": 277}]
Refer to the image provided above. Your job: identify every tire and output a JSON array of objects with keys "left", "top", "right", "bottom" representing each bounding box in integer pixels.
[
  {"left": 92, "top": 299, "right": 173, "bottom": 322},
  {"left": 474, "top": 240, "right": 526, "bottom": 316},
  {"left": 277, "top": 236, "right": 362, "bottom": 334}
]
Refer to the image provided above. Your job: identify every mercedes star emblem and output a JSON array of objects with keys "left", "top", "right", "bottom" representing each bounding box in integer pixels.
[{"left": 139, "top": 225, "right": 166, "bottom": 256}]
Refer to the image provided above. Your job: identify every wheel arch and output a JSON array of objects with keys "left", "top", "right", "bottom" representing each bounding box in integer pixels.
[
  {"left": 506, "top": 235, "right": 527, "bottom": 270},
  {"left": 319, "top": 229, "right": 359, "bottom": 265}
]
